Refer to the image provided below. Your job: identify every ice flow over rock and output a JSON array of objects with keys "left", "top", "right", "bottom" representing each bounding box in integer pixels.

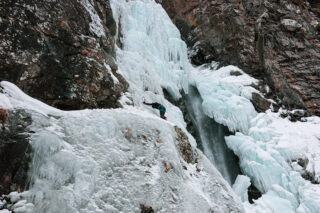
[
  {"left": 1, "top": 0, "right": 320, "bottom": 212},
  {"left": 0, "top": 0, "right": 244, "bottom": 211},
  {"left": 110, "top": 1, "right": 320, "bottom": 213}
]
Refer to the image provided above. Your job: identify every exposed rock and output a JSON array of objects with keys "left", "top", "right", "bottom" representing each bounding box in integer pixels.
[
  {"left": 280, "top": 109, "right": 308, "bottom": 121},
  {"left": 308, "top": 0, "right": 320, "bottom": 9},
  {"left": 248, "top": 184, "right": 262, "bottom": 204},
  {"left": 0, "top": 110, "right": 33, "bottom": 196},
  {"left": 281, "top": 19, "right": 302, "bottom": 31},
  {"left": 251, "top": 92, "right": 271, "bottom": 112},
  {"left": 164, "top": 162, "right": 171, "bottom": 173},
  {"left": 140, "top": 204, "right": 154, "bottom": 213},
  {"left": 292, "top": 158, "right": 319, "bottom": 184},
  {"left": 158, "top": 0, "right": 320, "bottom": 116},
  {"left": 0, "top": 0, "right": 128, "bottom": 110},
  {"left": 174, "top": 126, "right": 194, "bottom": 164},
  {"left": 0, "top": 108, "right": 9, "bottom": 129}
]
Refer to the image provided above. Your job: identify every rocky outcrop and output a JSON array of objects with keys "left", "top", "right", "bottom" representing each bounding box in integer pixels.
[
  {"left": 251, "top": 92, "right": 271, "bottom": 113},
  {"left": 0, "top": 0, "right": 128, "bottom": 110},
  {"left": 158, "top": 0, "right": 320, "bottom": 116},
  {"left": 140, "top": 204, "right": 154, "bottom": 213},
  {"left": 292, "top": 158, "right": 320, "bottom": 184},
  {"left": 174, "top": 126, "right": 194, "bottom": 164},
  {"left": 0, "top": 110, "right": 32, "bottom": 196}
]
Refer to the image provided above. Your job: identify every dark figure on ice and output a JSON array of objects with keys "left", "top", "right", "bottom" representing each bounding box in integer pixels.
[{"left": 143, "top": 100, "right": 167, "bottom": 120}]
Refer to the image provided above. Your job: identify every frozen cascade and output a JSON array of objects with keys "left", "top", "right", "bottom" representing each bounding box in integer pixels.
[
  {"left": 1, "top": 0, "right": 319, "bottom": 212},
  {"left": 184, "top": 86, "right": 241, "bottom": 185},
  {"left": 0, "top": 0, "right": 245, "bottom": 212},
  {"left": 110, "top": 0, "right": 242, "bottom": 186}
]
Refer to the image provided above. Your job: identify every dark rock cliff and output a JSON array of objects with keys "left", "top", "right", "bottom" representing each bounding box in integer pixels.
[
  {"left": 158, "top": 0, "right": 320, "bottom": 116},
  {"left": 0, "top": 0, "right": 128, "bottom": 110},
  {"left": 0, "top": 110, "right": 32, "bottom": 196}
]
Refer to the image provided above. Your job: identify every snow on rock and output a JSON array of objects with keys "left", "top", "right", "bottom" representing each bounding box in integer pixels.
[
  {"left": 0, "top": 191, "right": 34, "bottom": 213},
  {"left": 281, "top": 19, "right": 302, "bottom": 32},
  {"left": 80, "top": 0, "right": 106, "bottom": 37},
  {"left": 0, "top": 82, "right": 244, "bottom": 212},
  {"left": 0, "top": 81, "right": 61, "bottom": 116}
]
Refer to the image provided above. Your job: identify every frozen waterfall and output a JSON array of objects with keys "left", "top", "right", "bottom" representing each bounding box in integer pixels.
[
  {"left": 110, "top": 0, "right": 241, "bottom": 185},
  {"left": 183, "top": 85, "right": 241, "bottom": 185},
  {"left": 0, "top": 0, "right": 244, "bottom": 212},
  {"left": 1, "top": 0, "right": 320, "bottom": 212}
]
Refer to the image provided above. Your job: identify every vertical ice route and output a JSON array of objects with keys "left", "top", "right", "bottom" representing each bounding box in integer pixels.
[{"left": 110, "top": 0, "right": 320, "bottom": 212}]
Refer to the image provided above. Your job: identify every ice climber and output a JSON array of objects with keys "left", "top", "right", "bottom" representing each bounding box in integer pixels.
[{"left": 143, "top": 100, "right": 167, "bottom": 120}]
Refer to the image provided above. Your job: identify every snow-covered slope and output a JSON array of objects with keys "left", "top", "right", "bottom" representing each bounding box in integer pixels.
[{"left": 0, "top": 81, "right": 243, "bottom": 213}]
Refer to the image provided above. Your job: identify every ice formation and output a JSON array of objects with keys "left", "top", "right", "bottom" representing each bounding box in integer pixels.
[
  {"left": 1, "top": 0, "right": 320, "bottom": 212},
  {"left": 111, "top": 0, "right": 190, "bottom": 100},
  {"left": 189, "top": 63, "right": 259, "bottom": 134},
  {"left": 226, "top": 112, "right": 320, "bottom": 213},
  {"left": 0, "top": 0, "right": 243, "bottom": 212},
  {"left": 0, "top": 81, "right": 243, "bottom": 212},
  {"left": 232, "top": 175, "right": 251, "bottom": 202}
]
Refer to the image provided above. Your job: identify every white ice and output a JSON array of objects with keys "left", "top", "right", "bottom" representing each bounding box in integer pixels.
[
  {"left": 1, "top": 0, "right": 320, "bottom": 212},
  {"left": 0, "top": 82, "right": 243, "bottom": 213},
  {"left": 110, "top": 0, "right": 196, "bottom": 147},
  {"left": 226, "top": 112, "right": 320, "bottom": 212},
  {"left": 189, "top": 63, "right": 259, "bottom": 134},
  {"left": 232, "top": 175, "right": 251, "bottom": 202}
]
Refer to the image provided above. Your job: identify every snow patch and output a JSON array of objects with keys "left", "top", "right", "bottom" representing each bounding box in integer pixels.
[{"left": 80, "top": 0, "right": 106, "bottom": 37}]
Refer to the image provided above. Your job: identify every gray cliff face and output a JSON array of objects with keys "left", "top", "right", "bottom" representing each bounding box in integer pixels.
[
  {"left": 0, "top": 0, "right": 128, "bottom": 110},
  {"left": 158, "top": 0, "right": 320, "bottom": 116}
]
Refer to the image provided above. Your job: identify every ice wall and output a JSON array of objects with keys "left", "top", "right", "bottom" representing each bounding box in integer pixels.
[
  {"left": 111, "top": 0, "right": 190, "bottom": 100},
  {"left": 110, "top": 0, "right": 198, "bottom": 147},
  {"left": 110, "top": 0, "right": 248, "bottom": 186},
  {"left": 189, "top": 63, "right": 259, "bottom": 134},
  {"left": 109, "top": 1, "right": 320, "bottom": 212}
]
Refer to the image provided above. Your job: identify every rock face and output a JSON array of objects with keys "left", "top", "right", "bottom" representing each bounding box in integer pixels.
[
  {"left": 158, "top": 0, "right": 320, "bottom": 115},
  {"left": 0, "top": 0, "right": 128, "bottom": 110},
  {"left": 0, "top": 110, "right": 32, "bottom": 196},
  {"left": 174, "top": 126, "right": 194, "bottom": 164}
]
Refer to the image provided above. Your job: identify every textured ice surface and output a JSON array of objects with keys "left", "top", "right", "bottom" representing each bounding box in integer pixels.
[
  {"left": 110, "top": 0, "right": 194, "bottom": 146},
  {"left": 1, "top": 0, "right": 320, "bottom": 212},
  {"left": 0, "top": 82, "right": 243, "bottom": 213},
  {"left": 189, "top": 64, "right": 259, "bottom": 133},
  {"left": 232, "top": 175, "right": 251, "bottom": 202},
  {"left": 111, "top": 0, "right": 190, "bottom": 99},
  {"left": 226, "top": 111, "right": 320, "bottom": 212}
]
